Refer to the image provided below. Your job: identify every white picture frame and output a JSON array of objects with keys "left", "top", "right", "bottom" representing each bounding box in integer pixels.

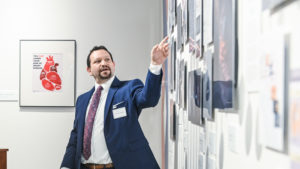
[{"left": 19, "top": 40, "right": 76, "bottom": 107}]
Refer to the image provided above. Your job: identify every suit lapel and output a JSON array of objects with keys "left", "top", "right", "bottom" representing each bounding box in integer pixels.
[
  {"left": 78, "top": 77, "right": 121, "bottom": 130},
  {"left": 104, "top": 77, "right": 121, "bottom": 123}
]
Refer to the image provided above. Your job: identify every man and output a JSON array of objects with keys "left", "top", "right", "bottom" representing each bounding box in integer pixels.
[{"left": 61, "top": 37, "right": 169, "bottom": 169}]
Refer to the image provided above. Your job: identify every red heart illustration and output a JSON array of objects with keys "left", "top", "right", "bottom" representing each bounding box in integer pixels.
[
  {"left": 47, "top": 72, "right": 61, "bottom": 85},
  {"left": 42, "top": 79, "right": 55, "bottom": 91},
  {"left": 40, "top": 56, "right": 62, "bottom": 91}
]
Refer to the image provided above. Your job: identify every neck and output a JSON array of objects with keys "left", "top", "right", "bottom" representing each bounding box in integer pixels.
[
  {"left": 96, "top": 79, "right": 109, "bottom": 85},
  {"left": 95, "top": 75, "right": 114, "bottom": 85}
]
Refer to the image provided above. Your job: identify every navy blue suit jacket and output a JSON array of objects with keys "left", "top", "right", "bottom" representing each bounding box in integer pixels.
[{"left": 61, "top": 70, "right": 162, "bottom": 169}]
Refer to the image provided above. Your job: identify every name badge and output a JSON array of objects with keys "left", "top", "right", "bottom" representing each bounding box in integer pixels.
[
  {"left": 113, "top": 101, "right": 125, "bottom": 109},
  {"left": 113, "top": 107, "right": 127, "bottom": 119}
]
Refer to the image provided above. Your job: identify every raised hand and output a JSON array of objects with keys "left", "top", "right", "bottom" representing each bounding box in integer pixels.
[{"left": 151, "top": 36, "right": 169, "bottom": 65}]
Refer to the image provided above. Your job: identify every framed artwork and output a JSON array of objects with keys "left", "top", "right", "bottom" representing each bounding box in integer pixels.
[
  {"left": 289, "top": 34, "right": 300, "bottom": 166},
  {"left": 213, "top": 0, "right": 237, "bottom": 109},
  {"left": 19, "top": 40, "right": 76, "bottom": 107},
  {"left": 176, "top": 59, "right": 180, "bottom": 104},
  {"left": 195, "top": 0, "right": 203, "bottom": 58},
  {"left": 203, "top": 0, "right": 214, "bottom": 45},
  {"left": 175, "top": 0, "right": 178, "bottom": 25},
  {"left": 170, "top": 99, "right": 176, "bottom": 140},
  {"left": 188, "top": 69, "right": 203, "bottom": 125},
  {"left": 168, "top": 0, "right": 176, "bottom": 33},
  {"left": 203, "top": 50, "right": 213, "bottom": 120},
  {"left": 260, "top": 32, "right": 287, "bottom": 152},
  {"left": 168, "top": 38, "right": 177, "bottom": 91},
  {"left": 184, "top": 63, "right": 187, "bottom": 110}
]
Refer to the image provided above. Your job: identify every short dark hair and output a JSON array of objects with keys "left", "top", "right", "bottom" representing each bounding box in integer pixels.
[{"left": 87, "top": 46, "right": 114, "bottom": 68}]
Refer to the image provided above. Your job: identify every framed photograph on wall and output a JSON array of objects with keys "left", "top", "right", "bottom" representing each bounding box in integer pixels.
[
  {"left": 188, "top": 68, "right": 203, "bottom": 126},
  {"left": 19, "top": 40, "right": 76, "bottom": 107},
  {"left": 203, "top": 50, "right": 213, "bottom": 120},
  {"left": 260, "top": 32, "right": 288, "bottom": 152},
  {"left": 203, "top": 0, "right": 214, "bottom": 46},
  {"left": 170, "top": 99, "right": 176, "bottom": 140},
  {"left": 213, "top": 0, "right": 237, "bottom": 109},
  {"left": 168, "top": 38, "right": 177, "bottom": 92}
]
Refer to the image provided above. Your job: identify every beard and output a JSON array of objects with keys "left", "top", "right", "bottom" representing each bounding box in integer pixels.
[{"left": 98, "top": 66, "right": 112, "bottom": 80}]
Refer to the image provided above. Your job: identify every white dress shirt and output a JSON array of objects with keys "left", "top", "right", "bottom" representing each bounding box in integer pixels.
[
  {"left": 81, "top": 75, "right": 115, "bottom": 164},
  {"left": 61, "top": 64, "right": 161, "bottom": 169}
]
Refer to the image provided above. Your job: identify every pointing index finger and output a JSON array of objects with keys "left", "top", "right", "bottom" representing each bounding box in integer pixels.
[{"left": 159, "top": 36, "right": 169, "bottom": 46}]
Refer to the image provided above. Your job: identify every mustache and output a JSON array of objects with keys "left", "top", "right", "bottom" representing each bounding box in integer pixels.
[{"left": 100, "top": 66, "right": 111, "bottom": 72}]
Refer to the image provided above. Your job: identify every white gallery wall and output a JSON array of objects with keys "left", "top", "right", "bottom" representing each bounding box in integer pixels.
[
  {"left": 0, "top": 0, "right": 163, "bottom": 169},
  {"left": 165, "top": 0, "right": 300, "bottom": 169}
]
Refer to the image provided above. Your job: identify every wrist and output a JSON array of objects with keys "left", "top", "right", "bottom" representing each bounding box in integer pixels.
[
  {"left": 149, "top": 63, "right": 162, "bottom": 75},
  {"left": 151, "top": 60, "right": 162, "bottom": 65}
]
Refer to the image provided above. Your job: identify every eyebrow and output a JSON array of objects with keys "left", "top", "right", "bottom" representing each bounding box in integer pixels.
[{"left": 94, "top": 55, "right": 111, "bottom": 60}]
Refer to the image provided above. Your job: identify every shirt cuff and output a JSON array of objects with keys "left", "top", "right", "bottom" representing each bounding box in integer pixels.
[
  {"left": 149, "top": 63, "right": 162, "bottom": 75},
  {"left": 61, "top": 167, "right": 70, "bottom": 169}
]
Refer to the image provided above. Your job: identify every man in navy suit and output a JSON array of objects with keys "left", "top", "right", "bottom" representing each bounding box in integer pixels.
[{"left": 61, "top": 37, "right": 169, "bottom": 169}]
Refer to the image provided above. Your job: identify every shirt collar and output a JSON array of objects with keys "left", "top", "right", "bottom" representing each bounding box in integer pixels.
[{"left": 94, "top": 75, "right": 115, "bottom": 93}]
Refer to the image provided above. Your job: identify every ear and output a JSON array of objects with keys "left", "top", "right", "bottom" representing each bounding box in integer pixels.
[{"left": 87, "top": 67, "right": 92, "bottom": 76}]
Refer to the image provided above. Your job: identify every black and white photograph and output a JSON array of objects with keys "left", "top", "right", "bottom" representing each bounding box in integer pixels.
[
  {"left": 203, "top": 50, "right": 213, "bottom": 120},
  {"left": 184, "top": 62, "right": 187, "bottom": 110},
  {"left": 188, "top": 68, "right": 203, "bottom": 125},
  {"left": 170, "top": 99, "right": 177, "bottom": 140}
]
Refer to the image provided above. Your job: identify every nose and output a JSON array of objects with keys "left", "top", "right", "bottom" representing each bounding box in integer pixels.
[{"left": 100, "top": 60, "right": 108, "bottom": 66}]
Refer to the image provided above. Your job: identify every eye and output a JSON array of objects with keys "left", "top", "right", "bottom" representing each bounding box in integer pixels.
[{"left": 105, "top": 58, "right": 111, "bottom": 62}]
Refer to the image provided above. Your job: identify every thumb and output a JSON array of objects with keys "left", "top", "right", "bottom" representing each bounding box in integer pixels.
[{"left": 151, "top": 44, "right": 159, "bottom": 53}]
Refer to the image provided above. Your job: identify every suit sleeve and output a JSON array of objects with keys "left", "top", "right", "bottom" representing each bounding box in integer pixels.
[
  {"left": 131, "top": 70, "right": 163, "bottom": 109},
  {"left": 60, "top": 98, "right": 80, "bottom": 169}
]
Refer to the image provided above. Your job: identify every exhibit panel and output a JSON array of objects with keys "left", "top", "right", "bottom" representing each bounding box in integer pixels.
[{"left": 163, "top": 0, "right": 300, "bottom": 169}]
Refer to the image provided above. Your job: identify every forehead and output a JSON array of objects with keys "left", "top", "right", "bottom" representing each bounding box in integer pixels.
[{"left": 90, "top": 49, "right": 111, "bottom": 60}]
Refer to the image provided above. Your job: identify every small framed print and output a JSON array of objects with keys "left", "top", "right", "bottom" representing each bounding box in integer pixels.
[
  {"left": 19, "top": 40, "right": 76, "bottom": 107},
  {"left": 203, "top": 50, "right": 213, "bottom": 120},
  {"left": 188, "top": 68, "right": 203, "bottom": 126}
]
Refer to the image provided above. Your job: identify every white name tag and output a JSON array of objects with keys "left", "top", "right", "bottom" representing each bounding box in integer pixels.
[
  {"left": 113, "top": 101, "right": 125, "bottom": 109},
  {"left": 112, "top": 107, "right": 127, "bottom": 119}
]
